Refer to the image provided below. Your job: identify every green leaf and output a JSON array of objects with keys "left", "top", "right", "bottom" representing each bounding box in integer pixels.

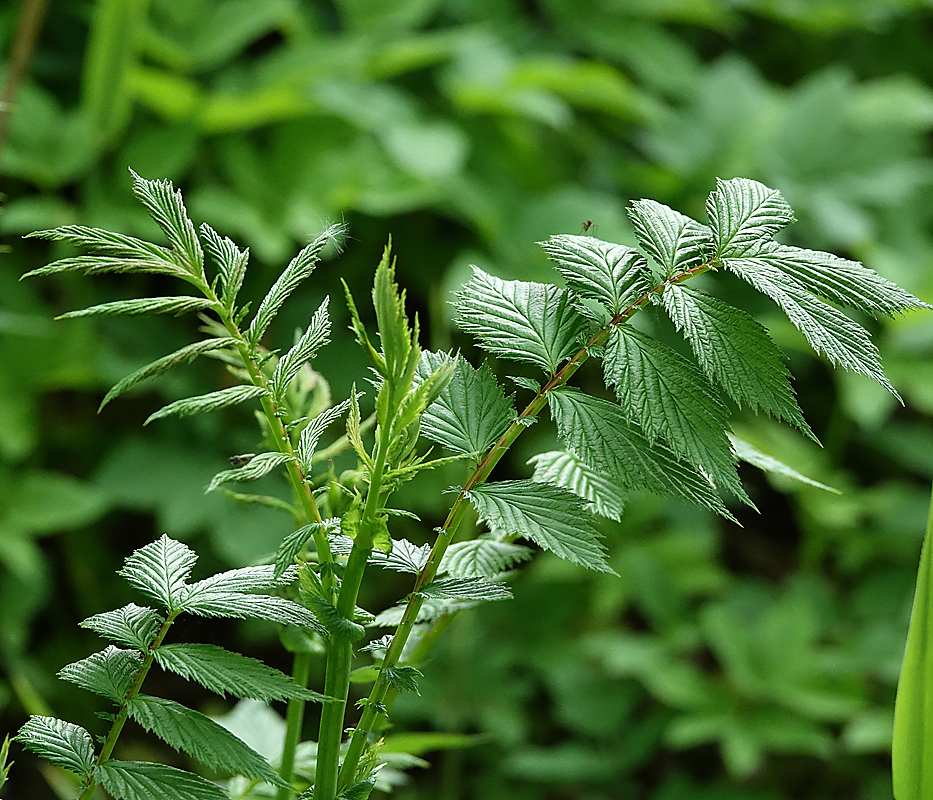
[
  {"left": 100, "top": 337, "right": 238, "bottom": 411},
  {"left": 383, "top": 665, "right": 422, "bottom": 695},
  {"left": 145, "top": 384, "right": 268, "bottom": 425},
  {"left": 200, "top": 222, "right": 248, "bottom": 307},
  {"left": 330, "top": 534, "right": 430, "bottom": 574},
  {"left": 466, "top": 480, "right": 613, "bottom": 573},
  {"left": 181, "top": 564, "right": 291, "bottom": 595},
  {"left": 707, "top": 177, "right": 795, "bottom": 257},
  {"left": 206, "top": 452, "right": 294, "bottom": 493},
  {"left": 118, "top": 535, "right": 198, "bottom": 610},
  {"left": 548, "top": 389, "right": 735, "bottom": 520},
  {"left": 337, "top": 779, "right": 376, "bottom": 800},
  {"left": 81, "top": 604, "right": 164, "bottom": 650},
  {"left": 14, "top": 717, "right": 96, "bottom": 779},
  {"left": 723, "top": 253, "right": 898, "bottom": 398},
  {"left": 98, "top": 760, "right": 229, "bottom": 800},
  {"left": 306, "top": 596, "right": 366, "bottom": 641},
  {"left": 372, "top": 240, "right": 415, "bottom": 382},
  {"left": 154, "top": 643, "right": 329, "bottom": 702},
  {"left": 58, "top": 646, "right": 142, "bottom": 703},
  {"left": 418, "top": 577, "right": 512, "bottom": 602},
  {"left": 178, "top": 592, "right": 326, "bottom": 633},
  {"left": 247, "top": 224, "right": 346, "bottom": 346},
  {"left": 602, "top": 325, "right": 747, "bottom": 502},
  {"left": 22, "top": 254, "right": 191, "bottom": 281},
  {"left": 130, "top": 170, "right": 204, "bottom": 272},
  {"left": 127, "top": 694, "right": 287, "bottom": 786},
  {"left": 297, "top": 397, "right": 355, "bottom": 474},
  {"left": 56, "top": 296, "right": 217, "bottom": 320},
  {"left": 661, "top": 284, "right": 813, "bottom": 438},
  {"left": 528, "top": 450, "right": 625, "bottom": 521},
  {"left": 417, "top": 352, "right": 515, "bottom": 457},
  {"left": 454, "top": 267, "right": 589, "bottom": 373},
  {"left": 729, "top": 436, "right": 840, "bottom": 493},
  {"left": 269, "top": 297, "right": 331, "bottom": 404},
  {"left": 627, "top": 199, "right": 712, "bottom": 277},
  {"left": 274, "top": 520, "right": 339, "bottom": 578},
  {"left": 440, "top": 538, "right": 533, "bottom": 579},
  {"left": 538, "top": 234, "right": 651, "bottom": 315},
  {"left": 894, "top": 486, "right": 933, "bottom": 800}
]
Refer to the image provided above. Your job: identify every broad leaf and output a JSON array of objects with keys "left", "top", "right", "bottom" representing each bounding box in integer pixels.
[
  {"left": 538, "top": 234, "right": 651, "bottom": 316},
  {"left": 466, "top": 480, "right": 613, "bottom": 573},
  {"left": 100, "top": 337, "right": 238, "bottom": 411},
  {"left": 417, "top": 352, "right": 515, "bottom": 456},
  {"left": 330, "top": 535, "right": 430, "bottom": 574},
  {"left": 118, "top": 535, "right": 198, "bottom": 610},
  {"left": 14, "top": 717, "right": 96, "bottom": 778},
  {"left": 440, "top": 538, "right": 533, "bottom": 579},
  {"left": 548, "top": 389, "right": 734, "bottom": 520},
  {"left": 528, "top": 450, "right": 625, "bottom": 521},
  {"left": 269, "top": 297, "right": 331, "bottom": 403},
  {"left": 131, "top": 171, "right": 203, "bottom": 272},
  {"left": 181, "top": 564, "right": 293, "bottom": 596},
  {"left": 127, "top": 694, "right": 287, "bottom": 786},
  {"left": 306, "top": 596, "right": 366, "bottom": 641},
  {"left": 200, "top": 223, "right": 248, "bottom": 306},
  {"left": 602, "top": 325, "right": 746, "bottom": 502},
  {"left": 57, "top": 296, "right": 216, "bottom": 320},
  {"left": 99, "top": 760, "right": 229, "bottom": 800},
  {"left": 383, "top": 666, "right": 422, "bottom": 695},
  {"left": 154, "top": 643, "right": 331, "bottom": 702},
  {"left": 207, "top": 452, "right": 294, "bottom": 493},
  {"left": 81, "top": 604, "right": 164, "bottom": 650},
  {"left": 178, "top": 592, "right": 326, "bottom": 633},
  {"left": 729, "top": 436, "right": 839, "bottom": 493},
  {"left": 58, "top": 646, "right": 142, "bottom": 703},
  {"left": 145, "top": 384, "right": 268, "bottom": 426},
  {"left": 418, "top": 577, "right": 512, "bottom": 601},
  {"left": 454, "top": 267, "right": 589, "bottom": 373},
  {"left": 627, "top": 199, "right": 712, "bottom": 277},
  {"left": 661, "top": 284, "right": 812, "bottom": 437},
  {"left": 707, "top": 177, "right": 795, "bottom": 257}
]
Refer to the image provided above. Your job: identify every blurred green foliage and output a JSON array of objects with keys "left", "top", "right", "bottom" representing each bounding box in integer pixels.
[{"left": 2, "top": 0, "right": 933, "bottom": 798}]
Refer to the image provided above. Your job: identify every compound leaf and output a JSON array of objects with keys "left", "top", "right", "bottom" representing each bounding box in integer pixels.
[
  {"left": 454, "top": 267, "right": 589, "bottom": 373},
  {"left": 707, "top": 177, "right": 795, "bottom": 257},
  {"left": 440, "top": 538, "right": 533, "bottom": 579},
  {"left": 99, "top": 760, "right": 229, "bottom": 800},
  {"left": 207, "top": 452, "right": 294, "bottom": 493},
  {"left": 269, "top": 297, "right": 331, "bottom": 404},
  {"left": 81, "top": 604, "right": 164, "bottom": 651},
  {"left": 627, "top": 199, "right": 712, "bottom": 277},
  {"left": 296, "top": 397, "right": 355, "bottom": 474},
  {"left": 528, "top": 449, "right": 626, "bottom": 521},
  {"left": 200, "top": 223, "right": 248, "bottom": 307},
  {"left": 466, "top": 480, "right": 612, "bottom": 573},
  {"left": 58, "top": 646, "right": 142, "bottom": 703},
  {"left": 418, "top": 577, "right": 512, "bottom": 602},
  {"left": 57, "top": 296, "right": 216, "bottom": 320},
  {"left": 145, "top": 384, "right": 268, "bottom": 426},
  {"left": 14, "top": 717, "right": 96, "bottom": 779},
  {"left": 118, "top": 535, "right": 198, "bottom": 610},
  {"left": 131, "top": 171, "right": 203, "bottom": 272}
]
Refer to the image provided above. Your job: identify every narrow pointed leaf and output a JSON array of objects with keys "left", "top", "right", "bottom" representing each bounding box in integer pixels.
[
  {"left": 466, "top": 480, "right": 613, "bottom": 573},
  {"left": 118, "top": 535, "right": 198, "bottom": 610},
  {"left": 99, "top": 760, "right": 229, "bottom": 800},
  {"left": 182, "top": 564, "right": 293, "bottom": 597},
  {"left": 154, "top": 643, "right": 330, "bottom": 702},
  {"left": 440, "top": 538, "right": 533, "bottom": 579},
  {"left": 454, "top": 267, "right": 589, "bottom": 373},
  {"left": 548, "top": 389, "right": 734, "bottom": 520},
  {"left": 200, "top": 223, "right": 248, "bottom": 306},
  {"left": 372, "top": 241, "right": 413, "bottom": 381},
  {"left": 145, "top": 384, "right": 268, "bottom": 425},
  {"left": 729, "top": 436, "right": 839, "bottom": 493},
  {"left": 178, "top": 592, "right": 326, "bottom": 633},
  {"left": 100, "top": 337, "right": 238, "bottom": 410},
  {"left": 418, "top": 577, "right": 512, "bottom": 601},
  {"left": 131, "top": 171, "right": 204, "bottom": 272},
  {"left": 207, "top": 452, "right": 294, "bottom": 493},
  {"left": 25, "top": 225, "right": 184, "bottom": 270},
  {"left": 529, "top": 449, "right": 626, "bottom": 521},
  {"left": 307, "top": 596, "right": 366, "bottom": 641},
  {"left": 269, "top": 297, "right": 331, "bottom": 403},
  {"left": 707, "top": 177, "right": 795, "bottom": 257},
  {"left": 627, "top": 199, "right": 712, "bottom": 276},
  {"left": 14, "top": 717, "right": 96, "bottom": 778},
  {"left": 58, "top": 646, "right": 142, "bottom": 702},
  {"left": 22, "top": 254, "right": 191, "bottom": 280},
  {"left": 538, "top": 234, "right": 651, "bottom": 316},
  {"left": 275, "top": 520, "right": 339, "bottom": 578},
  {"left": 297, "top": 397, "right": 354, "bottom": 474},
  {"left": 81, "top": 604, "right": 164, "bottom": 650},
  {"left": 417, "top": 352, "right": 515, "bottom": 456},
  {"left": 661, "top": 284, "right": 812, "bottom": 437},
  {"left": 57, "top": 296, "right": 216, "bottom": 320}
]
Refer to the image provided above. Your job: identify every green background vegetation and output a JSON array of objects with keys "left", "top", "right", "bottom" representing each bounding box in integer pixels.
[{"left": 2, "top": 1, "right": 933, "bottom": 798}]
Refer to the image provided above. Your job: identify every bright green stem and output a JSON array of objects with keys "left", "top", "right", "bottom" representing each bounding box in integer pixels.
[
  {"left": 337, "top": 263, "right": 713, "bottom": 789},
  {"left": 274, "top": 653, "right": 312, "bottom": 800}
]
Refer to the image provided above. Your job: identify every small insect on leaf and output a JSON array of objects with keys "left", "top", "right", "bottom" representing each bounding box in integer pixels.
[
  {"left": 582, "top": 219, "right": 595, "bottom": 234},
  {"left": 228, "top": 454, "right": 256, "bottom": 468}
]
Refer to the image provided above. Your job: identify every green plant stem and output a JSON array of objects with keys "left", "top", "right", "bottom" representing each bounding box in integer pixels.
[
  {"left": 337, "top": 262, "right": 713, "bottom": 789},
  {"left": 275, "top": 652, "right": 311, "bottom": 799}
]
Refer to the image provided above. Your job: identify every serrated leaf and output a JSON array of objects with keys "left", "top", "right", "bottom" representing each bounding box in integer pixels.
[
  {"left": 179, "top": 592, "right": 326, "bottom": 633},
  {"left": 99, "top": 760, "right": 229, "bottom": 800},
  {"left": 538, "top": 234, "right": 651, "bottom": 315},
  {"left": 661, "top": 284, "right": 812, "bottom": 438},
  {"left": 528, "top": 450, "right": 625, "bottom": 521},
  {"left": 297, "top": 397, "right": 355, "bottom": 474},
  {"left": 466, "top": 480, "right": 612, "bottom": 573},
  {"left": 145, "top": 384, "right": 268, "bottom": 425},
  {"left": 22, "top": 254, "right": 191, "bottom": 281},
  {"left": 118, "top": 535, "right": 198, "bottom": 610},
  {"left": 81, "top": 604, "right": 164, "bottom": 650},
  {"left": 628, "top": 199, "right": 712, "bottom": 277},
  {"left": 100, "top": 337, "right": 238, "bottom": 411},
  {"left": 548, "top": 389, "right": 735, "bottom": 520},
  {"left": 247, "top": 224, "right": 346, "bottom": 345},
  {"left": 383, "top": 666, "right": 422, "bottom": 695},
  {"left": 182, "top": 564, "right": 292, "bottom": 597},
  {"left": 269, "top": 297, "right": 331, "bottom": 404},
  {"left": 454, "top": 267, "right": 589, "bottom": 373},
  {"left": 207, "top": 452, "right": 294, "bottom": 493},
  {"left": 417, "top": 352, "right": 515, "bottom": 456},
  {"left": 330, "top": 535, "right": 430, "bottom": 574},
  {"left": 14, "top": 717, "right": 96, "bottom": 778},
  {"left": 707, "top": 177, "right": 795, "bottom": 257},
  {"left": 418, "top": 577, "right": 512, "bottom": 602},
  {"left": 373, "top": 598, "right": 468, "bottom": 627},
  {"left": 440, "top": 538, "right": 533, "bottom": 579},
  {"left": 729, "top": 436, "right": 839, "bottom": 493},
  {"left": 57, "top": 296, "right": 217, "bottom": 320},
  {"left": 723, "top": 253, "right": 898, "bottom": 398},
  {"left": 337, "top": 778, "right": 376, "bottom": 800},
  {"left": 58, "top": 646, "right": 142, "bottom": 703},
  {"left": 307, "top": 596, "right": 366, "bottom": 641},
  {"left": 603, "top": 325, "right": 746, "bottom": 502},
  {"left": 131, "top": 171, "right": 204, "bottom": 272},
  {"left": 372, "top": 241, "right": 415, "bottom": 382},
  {"left": 200, "top": 223, "right": 248, "bottom": 307},
  {"left": 154, "top": 643, "right": 329, "bottom": 702},
  {"left": 275, "top": 520, "right": 339, "bottom": 578}
]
